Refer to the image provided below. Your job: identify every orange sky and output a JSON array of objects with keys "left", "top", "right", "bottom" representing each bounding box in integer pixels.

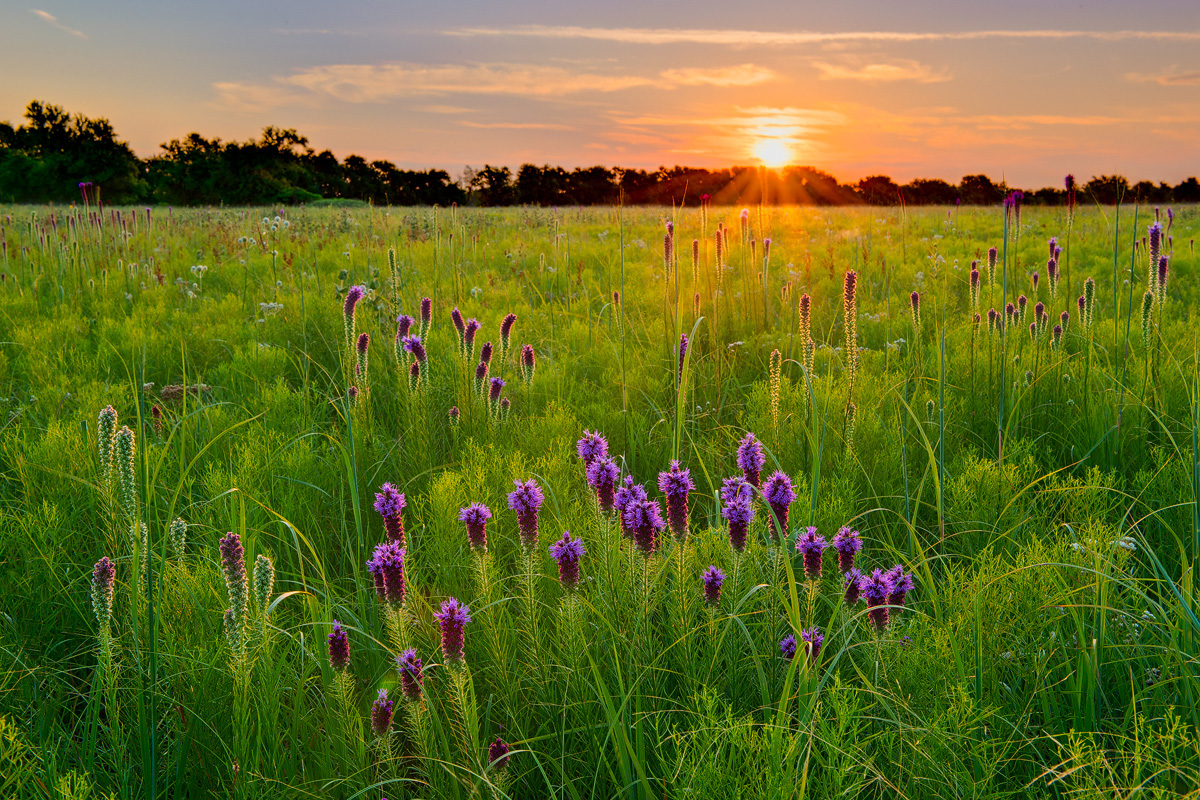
[{"left": 4, "top": 2, "right": 1200, "bottom": 186}]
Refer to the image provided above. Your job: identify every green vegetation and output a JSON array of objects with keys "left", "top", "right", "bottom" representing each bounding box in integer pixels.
[{"left": 0, "top": 199, "right": 1198, "bottom": 798}]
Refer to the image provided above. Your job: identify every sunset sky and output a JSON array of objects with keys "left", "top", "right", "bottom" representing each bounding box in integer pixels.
[{"left": 3, "top": 0, "right": 1199, "bottom": 187}]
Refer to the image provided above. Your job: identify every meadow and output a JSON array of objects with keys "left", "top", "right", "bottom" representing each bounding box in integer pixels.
[{"left": 1, "top": 197, "right": 1199, "bottom": 799}]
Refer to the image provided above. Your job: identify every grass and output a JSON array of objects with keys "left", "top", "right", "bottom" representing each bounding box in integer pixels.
[{"left": 0, "top": 201, "right": 1198, "bottom": 798}]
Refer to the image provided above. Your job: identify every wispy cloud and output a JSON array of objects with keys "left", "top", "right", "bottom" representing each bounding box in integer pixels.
[
  {"left": 459, "top": 121, "right": 574, "bottom": 130},
  {"left": 448, "top": 24, "right": 1200, "bottom": 46},
  {"left": 813, "top": 58, "right": 950, "bottom": 83},
  {"left": 30, "top": 9, "right": 85, "bottom": 39},
  {"left": 1127, "top": 69, "right": 1200, "bottom": 85},
  {"left": 214, "top": 61, "right": 778, "bottom": 108},
  {"left": 659, "top": 64, "right": 776, "bottom": 86}
]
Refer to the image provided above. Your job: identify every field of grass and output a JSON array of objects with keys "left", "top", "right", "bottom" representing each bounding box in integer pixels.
[{"left": 1, "top": 200, "right": 1199, "bottom": 799}]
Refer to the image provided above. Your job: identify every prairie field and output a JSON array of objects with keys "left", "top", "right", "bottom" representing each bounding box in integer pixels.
[{"left": 2, "top": 201, "right": 1200, "bottom": 799}]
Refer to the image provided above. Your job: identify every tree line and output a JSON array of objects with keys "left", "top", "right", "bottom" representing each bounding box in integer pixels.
[{"left": 3, "top": 100, "right": 1198, "bottom": 207}]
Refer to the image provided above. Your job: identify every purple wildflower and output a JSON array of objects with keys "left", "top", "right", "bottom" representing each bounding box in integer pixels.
[
  {"left": 722, "top": 494, "right": 754, "bottom": 553},
  {"left": 910, "top": 291, "right": 921, "bottom": 330},
  {"left": 398, "top": 648, "right": 424, "bottom": 701},
  {"left": 762, "top": 471, "right": 795, "bottom": 541},
  {"left": 548, "top": 530, "right": 586, "bottom": 590},
  {"left": 448, "top": 406, "right": 460, "bottom": 424},
  {"left": 366, "top": 541, "right": 406, "bottom": 608},
  {"left": 434, "top": 598, "right": 472, "bottom": 664},
  {"left": 720, "top": 476, "right": 754, "bottom": 505},
  {"left": 402, "top": 335, "right": 427, "bottom": 364},
  {"left": 736, "top": 432, "right": 765, "bottom": 489},
  {"left": 219, "top": 532, "right": 248, "bottom": 624},
  {"left": 587, "top": 457, "right": 621, "bottom": 512},
  {"left": 1159, "top": 255, "right": 1169, "bottom": 291},
  {"left": 451, "top": 307, "right": 465, "bottom": 340},
  {"left": 343, "top": 285, "right": 365, "bottom": 317},
  {"left": 91, "top": 556, "right": 116, "bottom": 627},
  {"left": 779, "top": 634, "right": 798, "bottom": 661},
  {"left": 488, "top": 737, "right": 511, "bottom": 770},
  {"left": 420, "top": 297, "right": 432, "bottom": 337},
  {"left": 613, "top": 476, "right": 648, "bottom": 537},
  {"left": 831, "top": 527, "right": 863, "bottom": 572},
  {"left": 395, "top": 314, "right": 414, "bottom": 341},
  {"left": 459, "top": 503, "right": 493, "bottom": 551},
  {"left": 373, "top": 483, "right": 407, "bottom": 544},
  {"left": 474, "top": 361, "right": 489, "bottom": 395},
  {"left": 886, "top": 565, "right": 915, "bottom": 607},
  {"left": 577, "top": 430, "right": 608, "bottom": 466},
  {"left": 861, "top": 569, "right": 895, "bottom": 630},
  {"left": 701, "top": 565, "right": 725, "bottom": 606},
  {"left": 520, "top": 344, "right": 536, "bottom": 384},
  {"left": 328, "top": 620, "right": 350, "bottom": 671},
  {"left": 500, "top": 313, "right": 517, "bottom": 345},
  {"left": 794, "top": 527, "right": 827, "bottom": 580},
  {"left": 370, "top": 689, "right": 394, "bottom": 737},
  {"left": 464, "top": 319, "right": 481, "bottom": 359},
  {"left": 480, "top": 341, "right": 493, "bottom": 366},
  {"left": 508, "top": 479, "right": 545, "bottom": 549},
  {"left": 624, "top": 499, "right": 665, "bottom": 556},
  {"left": 657, "top": 460, "right": 694, "bottom": 539},
  {"left": 801, "top": 627, "right": 824, "bottom": 664},
  {"left": 408, "top": 360, "right": 422, "bottom": 392},
  {"left": 843, "top": 568, "right": 865, "bottom": 603}
]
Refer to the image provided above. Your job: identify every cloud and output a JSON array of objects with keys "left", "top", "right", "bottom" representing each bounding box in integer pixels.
[
  {"left": 1127, "top": 69, "right": 1200, "bottom": 86},
  {"left": 30, "top": 9, "right": 85, "bottom": 39},
  {"left": 447, "top": 25, "right": 1200, "bottom": 46},
  {"left": 813, "top": 58, "right": 950, "bottom": 83},
  {"left": 213, "top": 61, "right": 779, "bottom": 108},
  {"left": 659, "top": 64, "right": 776, "bottom": 86},
  {"left": 459, "top": 121, "right": 573, "bottom": 130}
]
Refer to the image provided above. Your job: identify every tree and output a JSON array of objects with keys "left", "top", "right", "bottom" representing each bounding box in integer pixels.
[
  {"left": 959, "top": 174, "right": 1004, "bottom": 205},
  {"left": 1084, "top": 175, "right": 1129, "bottom": 205},
  {"left": 857, "top": 175, "right": 901, "bottom": 205},
  {"left": 470, "top": 165, "right": 515, "bottom": 206}
]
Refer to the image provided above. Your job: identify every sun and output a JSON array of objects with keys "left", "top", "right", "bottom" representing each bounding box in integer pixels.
[{"left": 753, "top": 138, "right": 793, "bottom": 169}]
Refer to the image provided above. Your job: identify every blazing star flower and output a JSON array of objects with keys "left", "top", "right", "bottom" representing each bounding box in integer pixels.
[
  {"left": 420, "top": 297, "right": 433, "bottom": 337},
  {"left": 459, "top": 503, "right": 492, "bottom": 551},
  {"left": 861, "top": 569, "right": 896, "bottom": 630},
  {"left": 801, "top": 627, "right": 825, "bottom": 663},
  {"left": 408, "top": 360, "right": 422, "bottom": 392},
  {"left": 624, "top": 499, "right": 665, "bottom": 556},
  {"left": 343, "top": 285, "right": 365, "bottom": 317},
  {"left": 720, "top": 476, "right": 754, "bottom": 505},
  {"left": 577, "top": 430, "right": 609, "bottom": 466},
  {"left": 701, "top": 565, "right": 725, "bottom": 606},
  {"left": 374, "top": 483, "right": 407, "bottom": 544},
  {"left": 434, "top": 597, "right": 472, "bottom": 664},
  {"left": 464, "top": 319, "right": 481, "bottom": 359},
  {"left": 886, "top": 565, "right": 915, "bottom": 607},
  {"left": 219, "top": 531, "right": 248, "bottom": 628},
  {"left": 401, "top": 335, "right": 427, "bottom": 364},
  {"left": 508, "top": 479, "right": 545, "bottom": 549},
  {"left": 398, "top": 648, "right": 424, "bottom": 701},
  {"left": 910, "top": 291, "right": 921, "bottom": 331},
  {"left": 500, "top": 312, "right": 517, "bottom": 347},
  {"left": 448, "top": 406, "right": 460, "bottom": 424},
  {"left": 474, "top": 361, "right": 490, "bottom": 396},
  {"left": 91, "top": 556, "right": 115, "bottom": 627},
  {"left": 843, "top": 568, "right": 866, "bottom": 603},
  {"left": 548, "top": 530, "right": 586, "bottom": 589},
  {"left": 657, "top": 460, "right": 695, "bottom": 539},
  {"left": 831, "top": 527, "right": 863, "bottom": 573},
  {"left": 366, "top": 541, "right": 406, "bottom": 608},
  {"left": 794, "top": 527, "right": 828, "bottom": 580},
  {"left": 722, "top": 495, "right": 754, "bottom": 553},
  {"left": 396, "top": 314, "right": 414, "bottom": 341},
  {"left": 779, "top": 634, "right": 798, "bottom": 661},
  {"left": 762, "top": 471, "right": 796, "bottom": 541},
  {"left": 736, "top": 433, "right": 766, "bottom": 488},
  {"left": 587, "top": 457, "right": 621, "bottom": 512},
  {"left": 480, "top": 341, "right": 493, "bottom": 366},
  {"left": 488, "top": 737, "right": 511, "bottom": 770},
  {"left": 613, "top": 477, "right": 649, "bottom": 537},
  {"left": 371, "top": 689, "right": 395, "bottom": 737},
  {"left": 328, "top": 620, "right": 350, "bottom": 671},
  {"left": 451, "top": 307, "right": 465, "bottom": 340},
  {"left": 520, "top": 344, "right": 536, "bottom": 384}
]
